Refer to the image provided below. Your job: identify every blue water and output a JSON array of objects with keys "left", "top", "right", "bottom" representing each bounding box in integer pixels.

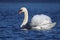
[{"left": 0, "top": 3, "right": 60, "bottom": 40}]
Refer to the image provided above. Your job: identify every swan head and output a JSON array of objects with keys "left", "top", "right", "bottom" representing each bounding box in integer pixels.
[{"left": 19, "top": 7, "right": 28, "bottom": 14}]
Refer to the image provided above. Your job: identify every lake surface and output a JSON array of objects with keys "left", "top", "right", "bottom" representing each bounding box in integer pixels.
[{"left": 0, "top": 2, "right": 60, "bottom": 40}]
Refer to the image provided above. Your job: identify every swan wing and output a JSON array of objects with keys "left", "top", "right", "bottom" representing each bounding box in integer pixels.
[{"left": 31, "top": 14, "right": 52, "bottom": 26}]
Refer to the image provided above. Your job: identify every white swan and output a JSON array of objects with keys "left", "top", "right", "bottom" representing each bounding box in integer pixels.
[{"left": 18, "top": 7, "right": 56, "bottom": 30}]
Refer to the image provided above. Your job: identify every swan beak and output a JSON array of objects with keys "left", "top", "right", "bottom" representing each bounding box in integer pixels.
[{"left": 18, "top": 10, "right": 22, "bottom": 14}]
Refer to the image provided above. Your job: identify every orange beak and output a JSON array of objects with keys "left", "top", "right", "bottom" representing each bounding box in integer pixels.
[{"left": 18, "top": 10, "right": 22, "bottom": 14}]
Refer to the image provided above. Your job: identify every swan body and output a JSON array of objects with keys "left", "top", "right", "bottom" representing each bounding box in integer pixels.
[
  {"left": 30, "top": 14, "right": 56, "bottom": 30},
  {"left": 19, "top": 7, "right": 56, "bottom": 30}
]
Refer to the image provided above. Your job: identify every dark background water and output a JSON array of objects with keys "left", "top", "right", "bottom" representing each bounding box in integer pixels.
[
  {"left": 0, "top": 3, "right": 60, "bottom": 40},
  {"left": 0, "top": 0, "right": 60, "bottom": 3}
]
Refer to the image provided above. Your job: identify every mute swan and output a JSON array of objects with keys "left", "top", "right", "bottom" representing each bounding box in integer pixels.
[{"left": 18, "top": 7, "right": 56, "bottom": 30}]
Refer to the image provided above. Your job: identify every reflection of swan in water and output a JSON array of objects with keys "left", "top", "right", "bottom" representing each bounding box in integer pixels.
[{"left": 18, "top": 7, "right": 56, "bottom": 30}]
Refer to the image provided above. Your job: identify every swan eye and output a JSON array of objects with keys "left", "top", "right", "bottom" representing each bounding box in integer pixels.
[{"left": 20, "top": 9, "right": 22, "bottom": 11}]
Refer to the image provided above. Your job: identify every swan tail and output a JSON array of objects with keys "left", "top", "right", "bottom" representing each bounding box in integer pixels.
[{"left": 51, "top": 22, "right": 56, "bottom": 28}]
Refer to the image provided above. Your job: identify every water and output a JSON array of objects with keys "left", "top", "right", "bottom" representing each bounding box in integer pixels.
[{"left": 0, "top": 2, "right": 60, "bottom": 40}]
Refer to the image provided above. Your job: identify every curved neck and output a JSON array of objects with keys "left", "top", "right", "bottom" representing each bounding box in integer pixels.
[{"left": 20, "top": 10, "right": 28, "bottom": 27}]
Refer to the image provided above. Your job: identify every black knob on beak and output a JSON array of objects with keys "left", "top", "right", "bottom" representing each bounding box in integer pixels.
[{"left": 18, "top": 9, "right": 22, "bottom": 14}]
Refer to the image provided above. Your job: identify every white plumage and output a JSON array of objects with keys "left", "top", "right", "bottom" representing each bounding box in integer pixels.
[
  {"left": 19, "top": 7, "right": 56, "bottom": 30},
  {"left": 30, "top": 14, "right": 56, "bottom": 30}
]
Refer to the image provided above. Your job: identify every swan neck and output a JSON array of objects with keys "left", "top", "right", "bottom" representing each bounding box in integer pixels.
[{"left": 21, "top": 10, "right": 28, "bottom": 27}]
